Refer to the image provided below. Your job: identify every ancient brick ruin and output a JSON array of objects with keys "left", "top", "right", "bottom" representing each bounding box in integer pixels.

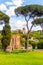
[{"left": 6, "top": 34, "right": 20, "bottom": 52}]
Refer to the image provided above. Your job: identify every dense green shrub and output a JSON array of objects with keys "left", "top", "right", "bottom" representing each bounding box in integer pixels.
[
  {"left": 29, "top": 40, "right": 39, "bottom": 49},
  {"left": 31, "top": 42, "right": 36, "bottom": 49},
  {"left": 0, "top": 41, "right": 2, "bottom": 49},
  {"left": 29, "top": 39, "right": 43, "bottom": 49},
  {"left": 1, "top": 24, "right": 11, "bottom": 51},
  {"left": 0, "top": 34, "right": 2, "bottom": 49},
  {"left": 37, "top": 39, "right": 43, "bottom": 49},
  {"left": 20, "top": 37, "right": 25, "bottom": 46}
]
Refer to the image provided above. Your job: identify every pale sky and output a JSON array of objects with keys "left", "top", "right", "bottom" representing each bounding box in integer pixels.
[{"left": 0, "top": 0, "right": 43, "bottom": 31}]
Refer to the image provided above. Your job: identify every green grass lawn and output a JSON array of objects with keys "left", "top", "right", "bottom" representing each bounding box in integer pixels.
[{"left": 0, "top": 50, "right": 43, "bottom": 65}]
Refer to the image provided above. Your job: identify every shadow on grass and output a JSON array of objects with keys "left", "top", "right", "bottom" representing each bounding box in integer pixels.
[
  {"left": 0, "top": 49, "right": 33, "bottom": 54},
  {"left": 12, "top": 50, "right": 26, "bottom": 54}
]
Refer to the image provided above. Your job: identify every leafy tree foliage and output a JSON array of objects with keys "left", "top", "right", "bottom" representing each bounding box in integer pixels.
[
  {"left": 0, "top": 11, "right": 11, "bottom": 51},
  {"left": 0, "top": 11, "right": 9, "bottom": 24},
  {"left": 1, "top": 24, "right": 11, "bottom": 51},
  {"left": 29, "top": 30, "right": 43, "bottom": 49},
  {"left": 15, "top": 5, "right": 43, "bottom": 50},
  {"left": 21, "top": 34, "right": 28, "bottom": 49},
  {"left": 32, "top": 18, "right": 43, "bottom": 25},
  {"left": 15, "top": 5, "right": 43, "bottom": 17},
  {"left": 32, "top": 18, "right": 43, "bottom": 36}
]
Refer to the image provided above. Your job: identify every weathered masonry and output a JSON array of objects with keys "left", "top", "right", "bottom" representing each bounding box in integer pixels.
[{"left": 6, "top": 34, "right": 20, "bottom": 52}]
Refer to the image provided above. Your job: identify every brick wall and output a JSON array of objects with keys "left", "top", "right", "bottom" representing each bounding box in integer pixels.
[{"left": 6, "top": 34, "right": 20, "bottom": 52}]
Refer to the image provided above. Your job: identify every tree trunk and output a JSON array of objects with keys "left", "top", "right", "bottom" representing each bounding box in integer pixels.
[
  {"left": 25, "top": 17, "right": 33, "bottom": 51},
  {"left": 26, "top": 21, "right": 29, "bottom": 51},
  {"left": 2, "top": 45, "right": 7, "bottom": 51},
  {"left": 25, "top": 42, "right": 27, "bottom": 49},
  {"left": 26, "top": 23, "right": 33, "bottom": 51},
  {"left": 25, "top": 37, "right": 28, "bottom": 50}
]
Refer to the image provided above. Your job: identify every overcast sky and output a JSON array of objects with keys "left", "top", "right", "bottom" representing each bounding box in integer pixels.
[{"left": 0, "top": 0, "right": 43, "bottom": 31}]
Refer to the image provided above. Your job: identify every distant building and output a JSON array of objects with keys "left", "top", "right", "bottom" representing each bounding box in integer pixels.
[
  {"left": 11, "top": 28, "right": 26, "bottom": 34},
  {"left": 22, "top": 28, "right": 26, "bottom": 34}
]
